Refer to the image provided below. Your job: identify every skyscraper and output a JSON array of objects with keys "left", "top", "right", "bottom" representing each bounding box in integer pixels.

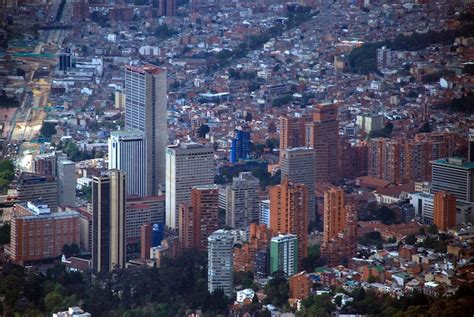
[
  {"left": 432, "top": 157, "right": 474, "bottom": 203},
  {"left": 321, "top": 187, "right": 357, "bottom": 267},
  {"left": 259, "top": 199, "right": 270, "bottom": 227},
  {"left": 269, "top": 234, "right": 298, "bottom": 276},
  {"left": 165, "top": 143, "right": 214, "bottom": 229},
  {"left": 208, "top": 230, "right": 234, "bottom": 297},
  {"left": 178, "top": 185, "right": 219, "bottom": 250},
  {"left": 192, "top": 185, "right": 219, "bottom": 250},
  {"left": 108, "top": 130, "right": 148, "bottom": 197},
  {"left": 269, "top": 177, "right": 308, "bottom": 264},
  {"left": 125, "top": 64, "right": 167, "bottom": 194},
  {"left": 279, "top": 115, "right": 306, "bottom": 153},
  {"left": 323, "top": 187, "right": 347, "bottom": 243},
  {"left": 280, "top": 147, "right": 316, "bottom": 222},
  {"left": 306, "top": 102, "right": 339, "bottom": 183},
  {"left": 229, "top": 128, "right": 251, "bottom": 163},
  {"left": 92, "top": 170, "right": 126, "bottom": 273},
  {"left": 433, "top": 191, "right": 457, "bottom": 231},
  {"left": 57, "top": 160, "right": 76, "bottom": 207},
  {"left": 221, "top": 172, "right": 260, "bottom": 229}
]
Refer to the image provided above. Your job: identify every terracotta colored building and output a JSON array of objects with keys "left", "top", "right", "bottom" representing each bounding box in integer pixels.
[
  {"left": 8, "top": 201, "right": 80, "bottom": 265},
  {"left": 141, "top": 224, "right": 152, "bottom": 260},
  {"left": 321, "top": 188, "right": 357, "bottom": 267},
  {"left": 289, "top": 272, "right": 312, "bottom": 300},
  {"left": 270, "top": 177, "right": 308, "bottom": 264},
  {"left": 306, "top": 102, "right": 340, "bottom": 183},
  {"left": 178, "top": 185, "right": 218, "bottom": 251},
  {"left": 233, "top": 223, "right": 273, "bottom": 272},
  {"left": 434, "top": 191, "right": 457, "bottom": 231},
  {"left": 279, "top": 115, "right": 307, "bottom": 153}
]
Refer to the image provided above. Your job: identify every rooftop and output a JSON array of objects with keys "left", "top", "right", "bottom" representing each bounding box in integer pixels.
[{"left": 432, "top": 157, "right": 474, "bottom": 170}]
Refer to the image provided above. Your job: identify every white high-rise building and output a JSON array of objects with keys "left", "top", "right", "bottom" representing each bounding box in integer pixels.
[
  {"left": 125, "top": 64, "right": 167, "bottom": 194},
  {"left": 165, "top": 143, "right": 214, "bottom": 229},
  {"left": 270, "top": 234, "right": 298, "bottom": 276},
  {"left": 259, "top": 199, "right": 270, "bottom": 227},
  {"left": 57, "top": 160, "right": 76, "bottom": 207},
  {"left": 208, "top": 229, "right": 234, "bottom": 297},
  {"left": 220, "top": 172, "right": 260, "bottom": 229},
  {"left": 108, "top": 130, "right": 148, "bottom": 197}
]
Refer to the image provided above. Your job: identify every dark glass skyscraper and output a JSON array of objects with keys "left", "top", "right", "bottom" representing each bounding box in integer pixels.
[
  {"left": 230, "top": 129, "right": 251, "bottom": 163},
  {"left": 92, "top": 170, "right": 126, "bottom": 273}
]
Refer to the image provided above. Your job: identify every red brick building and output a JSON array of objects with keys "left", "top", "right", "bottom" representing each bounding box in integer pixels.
[
  {"left": 289, "top": 272, "right": 312, "bottom": 301},
  {"left": 7, "top": 202, "right": 80, "bottom": 265},
  {"left": 233, "top": 223, "right": 273, "bottom": 272}
]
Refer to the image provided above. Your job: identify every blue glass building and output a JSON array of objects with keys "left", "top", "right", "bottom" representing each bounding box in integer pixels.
[{"left": 230, "top": 129, "right": 251, "bottom": 163}]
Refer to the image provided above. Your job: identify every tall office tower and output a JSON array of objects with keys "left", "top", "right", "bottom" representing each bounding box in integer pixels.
[
  {"left": 269, "top": 177, "right": 308, "bottom": 264},
  {"left": 141, "top": 224, "right": 152, "bottom": 259},
  {"left": 323, "top": 187, "right": 347, "bottom": 243},
  {"left": 269, "top": 234, "right": 298, "bottom": 276},
  {"left": 178, "top": 203, "right": 195, "bottom": 249},
  {"left": 469, "top": 129, "right": 474, "bottom": 163},
  {"left": 433, "top": 191, "right": 457, "bottom": 231},
  {"left": 280, "top": 147, "right": 316, "bottom": 222},
  {"left": 108, "top": 130, "right": 149, "bottom": 197},
  {"left": 432, "top": 157, "right": 474, "bottom": 203},
  {"left": 321, "top": 196, "right": 357, "bottom": 267},
  {"left": 92, "top": 170, "right": 126, "bottom": 273},
  {"left": 221, "top": 172, "right": 260, "bottom": 228},
  {"left": 125, "top": 64, "right": 167, "bottom": 194},
  {"left": 340, "top": 140, "right": 368, "bottom": 179},
  {"left": 8, "top": 201, "right": 80, "bottom": 265},
  {"left": 229, "top": 128, "right": 251, "bottom": 163},
  {"left": 208, "top": 230, "right": 234, "bottom": 297},
  {"left": 279, "top": 114, "right": 306, "bottom": 153},
  {"left": 57, "top": 160, "right": 76, "bottom": 207},
  {"left": 16, "top": 172, "right": 58, "bottom": 211},
  {"left": 125, "top": 195, "right": 165, "bottom": 243},
  {"left": 414, "top": 131, "right": 459, "bottom": 161},
  {"left": 405, "top": 140, "right": 432, "bottom": 183},
  {"left": 165, "top": 143, "right": 214, "bottom": 229},
  {"left": 306, "top": 102, "right": 339, "bottom": 183},
  {"left": 368, "top": 138, "right": 406, "bottom": 184},
  {"left": 259, "top": 199, "right": 270, "bottom": 227},
  {"left": 192, "top": 185, "right": 219, "bottom": 250},
  {"left": 158, "top": 0, "right": 176, "bottom": 16}
]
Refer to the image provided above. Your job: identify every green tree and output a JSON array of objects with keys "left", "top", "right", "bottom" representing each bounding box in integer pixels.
[
  {"left": 405, "top": 234, "right": 417, "bottom": 245},
  {"left": 0, "top": 223, "right": 11, "bottom": 244},
  {"left": 428, "top": 224, "right": 439, "bottom": 235},
  {"left": 264, "top": 271, "right": 289, "bottom": 307},
  {"left": 44, "top": 291, "right": 63, "bottom": 312}
]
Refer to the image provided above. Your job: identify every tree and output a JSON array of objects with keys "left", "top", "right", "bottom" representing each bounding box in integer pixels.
[
  {"left": 428, "top": 224, "right": 439, "bottom": 235},
  {"left": 44, "top": 291, "right": 63, "bottom": 312},
  {"left": 0, "top": 160, "right": 15, "bottom": 193},
  {"left": 264, "top": 271, "right": 288, "bottom": 307},
  {"left": 40, "top": 122, "right": 57, "bottom": 139},
  {"left": 197, "top": 124, "right": 210, "bottom": 138},
  {"left": 417, "top": 122, "right": 432, "bottom": 133},
  {"left": 62, "top": 243, "right": 81, "bottom": 258},
  {"left": 405, "top": 234, "right": 417, "bottom": 245},
  {"left": 0, "top": 223, "right": 11, "bottom": 244}
]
